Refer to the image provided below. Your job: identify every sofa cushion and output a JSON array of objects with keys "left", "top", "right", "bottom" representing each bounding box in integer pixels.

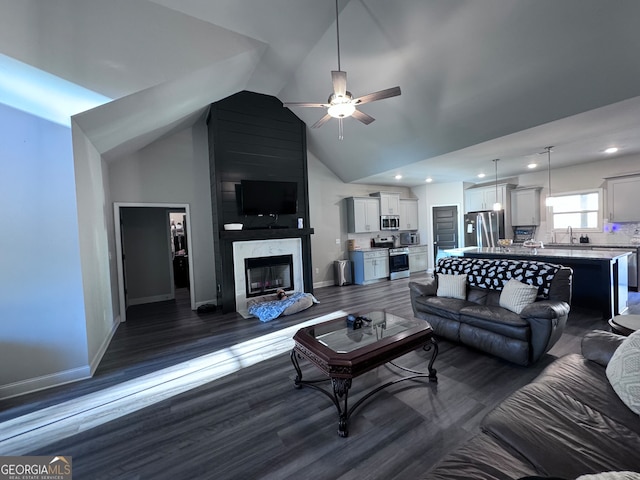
[
  {"left": 500, "top": 279, "right": 539, "bottom": 314},
  {"left": 482, "top": 354, "right": 640, "bottom": 478},
  {"left": 415, "top": 296, "right": 475, "bottom": 321},
  {"left": 437, "top": 273, "right": 467, "bottom": 300},
  {"left": 459, "top": 305, "right": 530, "bottom": 341},
  {"left": 606, "top": 329, "right": 640, "bottom": 415},
  {"left": 427, "top": 432, "right": 539, "bottom": 480}
]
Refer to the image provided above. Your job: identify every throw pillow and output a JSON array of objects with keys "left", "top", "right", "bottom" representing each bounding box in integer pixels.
[
  {"left": 606, "top": 329, "right": 640, "bottom": 415},
  {"left": 436, "top": 273, "right": 467, "bottom": 300},
  {"left": 499, "top": 279, "right": 539, "bottom": 314}
]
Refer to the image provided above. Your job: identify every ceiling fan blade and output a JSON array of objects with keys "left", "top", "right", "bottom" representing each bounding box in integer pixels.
[
  {"left": 332, "top": 70, "right": 347, "bottom": 97},
  {"left": 354, "top": 86, "right": 401, "bottom": 105},
  {"left": 283, "top": 102, "right": 328, "bottom": 108},
  {"left": 351, "top": 109, "right": 375, "bottom": 125},
  {"left": 311, "top": 113, "right": 333, "bottom": 129}
]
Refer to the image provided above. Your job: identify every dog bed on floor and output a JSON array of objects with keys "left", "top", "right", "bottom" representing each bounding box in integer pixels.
[{"left": 247, "top": 292, "right": 319, "bottom": 322}]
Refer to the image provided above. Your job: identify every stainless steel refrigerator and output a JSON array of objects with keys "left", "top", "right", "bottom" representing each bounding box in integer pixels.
[{"left": 464, "top": 210, "right": 505, "bottom": 247}]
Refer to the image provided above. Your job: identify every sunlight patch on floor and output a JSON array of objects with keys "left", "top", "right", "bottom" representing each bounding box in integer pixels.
[{"left": 0, "top": 311, "right": 347, "bottom": 455}]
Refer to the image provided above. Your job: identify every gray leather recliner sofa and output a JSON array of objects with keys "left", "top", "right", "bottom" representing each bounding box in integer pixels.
[
  {"left": 426, "top": 330, "right": 640, "bottom": 478},
  {"left": 409, "top": 256, "right": 572, "bottom": 366}
]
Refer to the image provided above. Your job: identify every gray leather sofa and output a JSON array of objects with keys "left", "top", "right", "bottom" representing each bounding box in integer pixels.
[
  {"left": 409, "top": 257, "right": 572, "bottom": 366},
  {"left": 426, "top": 330, "right": 640, "bottom": 479}
]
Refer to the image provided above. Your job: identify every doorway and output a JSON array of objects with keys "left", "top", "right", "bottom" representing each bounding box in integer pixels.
[
  {"left": 432, "top": 205, "right": 459, "bottom": 265},
  {"left": 114, "top": 203, "right": 195, "bottom": 322}
]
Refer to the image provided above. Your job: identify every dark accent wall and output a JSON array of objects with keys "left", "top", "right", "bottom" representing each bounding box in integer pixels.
[{"left": 207, "top": 91, "right": 313, "bottom": 313}]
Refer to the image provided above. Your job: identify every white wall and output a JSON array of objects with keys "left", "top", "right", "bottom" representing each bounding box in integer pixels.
[
  {"left": 307, "top": 153, "right": 412, "bottom": 286},
  {"left": 107, "top": 120, "right": 216, "bottom": 307},
  {"left": 0, "top": 104, "right": 89, "bottom": 398}
]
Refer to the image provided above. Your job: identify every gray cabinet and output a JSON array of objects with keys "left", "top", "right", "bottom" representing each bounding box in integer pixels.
[
  {"left": 370, "top": 192, "right": 400, "bottom": 215},
  {"left": 511, "top": 187, "right": 541, "bottom": 225},
  {"left": 350, "top": 249, "right": 389, "bottom": 284},
  {"left": 346, "top": 197, "right": 380, "bottom": 233},
  {"left": 465, "top": 184, "right": 514, "bottom": 213},
  {"left": 400, "top": 199, "right": 419, "bottom": 230},
  {"left": 607, "top": 175, "right": 640, "bottom": 222}
]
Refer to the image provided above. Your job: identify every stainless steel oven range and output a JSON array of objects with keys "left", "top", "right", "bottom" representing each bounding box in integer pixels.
[{"left": 389, "top": 247, "right": 410, "bottom": 280}]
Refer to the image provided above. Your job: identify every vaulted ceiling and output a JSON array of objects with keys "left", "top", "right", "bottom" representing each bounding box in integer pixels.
[{"left": 2, "top": 0, "right": 640, "bottom": 186}]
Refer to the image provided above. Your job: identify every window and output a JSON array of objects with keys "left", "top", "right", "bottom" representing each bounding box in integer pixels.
[{"left": 551, "top": 190, "right": 601, "bottom": 231}]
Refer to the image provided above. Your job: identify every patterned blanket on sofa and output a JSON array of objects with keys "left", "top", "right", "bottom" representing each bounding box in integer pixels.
[{"left": 435, "top": 257, "right": 561, "bottom": 297}]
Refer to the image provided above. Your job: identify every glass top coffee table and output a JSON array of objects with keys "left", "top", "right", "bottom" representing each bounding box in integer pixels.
[{"left": 290, "top": 310, "right": 437, "bottom": 437}]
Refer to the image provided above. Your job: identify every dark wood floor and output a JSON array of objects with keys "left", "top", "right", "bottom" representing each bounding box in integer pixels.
[{"left": 1, "top": 275, "right": 635, "bottom": 479}]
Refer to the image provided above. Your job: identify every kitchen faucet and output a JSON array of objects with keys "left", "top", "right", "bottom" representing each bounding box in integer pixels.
[{"left": 567, "top": 226, "right": 575, "bottom": 244}]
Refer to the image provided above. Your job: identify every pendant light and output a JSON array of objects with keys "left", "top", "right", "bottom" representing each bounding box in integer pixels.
[
  {"left": 492, "top": 159, "right": 502, "bottom": 211},
  {"left": 544, "top": 146, "right": 554, "bottom": 207}
]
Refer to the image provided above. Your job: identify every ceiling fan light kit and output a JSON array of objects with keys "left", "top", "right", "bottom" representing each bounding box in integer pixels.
[{"left": 283, "top": 0, "right": 401, "bottom": 139}]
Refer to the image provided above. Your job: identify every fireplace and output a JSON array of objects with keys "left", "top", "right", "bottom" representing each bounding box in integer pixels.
[
  {"left": 245, "top": 254, "right": 294, "bottom": 298},
  {"left": 232, "top": 238, "right": 304, "bottom": 317}
]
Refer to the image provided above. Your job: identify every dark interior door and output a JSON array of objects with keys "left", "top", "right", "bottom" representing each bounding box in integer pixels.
[{"left": 432, "top": 206, "right": 459, "bottom": 264}]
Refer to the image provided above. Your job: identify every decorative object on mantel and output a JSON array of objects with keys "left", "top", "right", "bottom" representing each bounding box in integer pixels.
[
  {"left": 224, "top": 223, "right": 243, "bottom": 230},
  {"left": 282, "top": 0, "right": 401, "bottom": 139}
]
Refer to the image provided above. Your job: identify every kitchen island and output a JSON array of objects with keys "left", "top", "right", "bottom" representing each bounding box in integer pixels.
[{"left": 459, "top": 247, "right": 631, "bottom": 319}]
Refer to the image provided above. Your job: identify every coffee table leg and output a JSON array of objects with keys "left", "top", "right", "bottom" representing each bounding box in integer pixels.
[
  {"left": 425, "top": 337, "right": 438, "bottom": 382},
  {"left": 290, "top": 349, "right": 303, "bottom": 388},
  {"left": 332, "top": 378, "right": 352, "bottom": 437}
]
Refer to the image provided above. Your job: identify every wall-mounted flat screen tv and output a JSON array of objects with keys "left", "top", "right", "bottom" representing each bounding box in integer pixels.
[{"left": 240, "top": 180, "right": 298, "bottom": 216}]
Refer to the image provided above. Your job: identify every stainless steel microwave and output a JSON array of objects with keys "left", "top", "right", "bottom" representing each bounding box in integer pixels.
[{"left": 381, "top": 215, "right": 400, "bottom": 230}]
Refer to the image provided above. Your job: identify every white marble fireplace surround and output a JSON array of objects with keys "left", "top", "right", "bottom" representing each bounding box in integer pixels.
[{"left": 233, "top": 238, "right": 304, "bottom": 318}]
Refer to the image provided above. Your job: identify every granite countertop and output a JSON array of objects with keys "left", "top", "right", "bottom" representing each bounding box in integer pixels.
[
  {"left": 544, "top": 243, "right": 639, "bottom": 249},
  {"left": 464, "top": 247, "right": 632, "bottom": 260}
]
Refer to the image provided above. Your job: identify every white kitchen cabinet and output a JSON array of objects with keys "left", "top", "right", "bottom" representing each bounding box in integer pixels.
[
  {"left": 408, "top": 245, "right": 428, "bottom": 273},
  {"left": 371, "top": 192, "right": 400, "bottom": 215},
  {"left": 606, "top": 175, "right": 640, "bottom": 222},
  {"left": 465, "top": 184, "right": 515, "bottom": 213},
  {"left": 350, "top": 249, "right": 389, "bottom": 284},
  {"left": 346, "top": 197, "right": 380, "bottom": 233},
  {"left": 399, "top": 199, "right": 419, "bottom": 230},
  {"left": 511, "top": 187, "right": 541, "bottom": 226}
]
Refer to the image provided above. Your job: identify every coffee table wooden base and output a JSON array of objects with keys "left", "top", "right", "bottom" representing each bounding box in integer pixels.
[{"left": 290, "top": 338, "right": 438, "bottom": 437}]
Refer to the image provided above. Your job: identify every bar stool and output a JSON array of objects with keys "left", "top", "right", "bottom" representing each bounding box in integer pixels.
[{"left": 608, "top": 314, "right": 640, "bottom": 336}]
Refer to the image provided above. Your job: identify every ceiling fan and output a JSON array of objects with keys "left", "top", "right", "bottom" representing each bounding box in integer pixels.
[{"left": 283, "top": 0, "right": 401, "bottom": 139}]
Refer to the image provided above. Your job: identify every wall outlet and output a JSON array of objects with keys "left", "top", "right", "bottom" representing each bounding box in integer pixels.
[
  {"left": 335, "top": 238, "right": 340, "bottom": 245},
  {"left": 315, "top": 267, "right": 319, "bottom": 274}
]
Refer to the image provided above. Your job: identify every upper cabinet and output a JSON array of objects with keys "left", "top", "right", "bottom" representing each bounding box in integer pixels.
[
  {"left": 371, "top": 192, "right": 400, "bottom": 215},
  {"left": 607, "top": 175, "right": 640, "bottom": 222},
  {"left": 511, "top": 187, "right": 542, "bottom": 226},
  {"left": 465, "top": 184, "right": 515, "bottom": 213},
  {"left": 346, "top": 197, "right": 381, "bottom": 233},
  {"left": 399, "top": 199, "right": 419, "bottom": 230}
]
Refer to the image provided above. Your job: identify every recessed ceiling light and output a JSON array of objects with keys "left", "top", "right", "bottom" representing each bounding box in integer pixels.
[
  {"left": 425, "top": 177, "right": 433, "bottom": 183},
  {"left": 477, "top": 173, "right": 486, "bottom": 178},
  {"left": 527, "top": 163, "right": 537, "bottom": 169},
  {"left": 604, "top": 147, "right": 618, "bottom": 154},
  {"left": 394, "top": 174, "right": 402, "bottom": 180}
]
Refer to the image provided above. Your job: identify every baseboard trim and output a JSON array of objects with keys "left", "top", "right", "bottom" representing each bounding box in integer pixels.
[
  {"left": 89, "top": 314, "right": 121, "bottom": 376},
  {"left": 128, "top": 293, "right": 174, "bottom": 306},
  {"left": 0, "top": 366, "right": 91, "bottom": 401},
  {"left": 313, "top": 280, "right": 336, "bottom": 289}
]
